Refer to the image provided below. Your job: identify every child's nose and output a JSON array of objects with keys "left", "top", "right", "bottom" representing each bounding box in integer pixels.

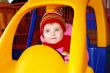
[{"left": 51, "top": 31, "right": 55, "bottom": 36}]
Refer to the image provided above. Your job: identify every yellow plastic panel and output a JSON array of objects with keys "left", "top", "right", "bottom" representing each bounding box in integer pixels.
[
  {"left": 68, "top": 0, "right": 92, "bottom": 73},
  {"left": 14, "top": 45, "right": 67, "bottom": 73},
  {"left": 0, "top": 60, "right": 16, "bottom": 73},
  {"left": 46, "top": 5, "right": 63, "bottom": 12}
]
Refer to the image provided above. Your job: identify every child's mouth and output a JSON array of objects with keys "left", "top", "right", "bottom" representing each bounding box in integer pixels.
[{"left": 51, "top": 38, "right": 56, "bottom": 39}]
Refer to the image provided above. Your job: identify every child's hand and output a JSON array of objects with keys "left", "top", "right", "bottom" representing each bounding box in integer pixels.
[
  {"left": 62, "top": 51, "right": 69, "bottom": 56},
  {"left": 62, "top": 51, "right": 69, "bottom": 63}
]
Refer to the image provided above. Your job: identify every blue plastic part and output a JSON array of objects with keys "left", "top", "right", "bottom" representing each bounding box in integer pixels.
[
  {"left": 27, "top": 9, "right": 37, "bottom": 47},
  {"left": 86, "top": 12, "right": 97, "bottom": 30},
  {"left": 105, "top": 46, "right": 110, "bottom": 73},
  {"left": 86, "top": 24, "right": 106, "bottom": 73},
  {"left": 88, "top": 46, "right": 106, "bottom": 73}
]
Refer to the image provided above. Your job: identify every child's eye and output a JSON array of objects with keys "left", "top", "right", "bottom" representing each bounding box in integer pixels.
[
  {"left": 55, "top": 28, "right": 59, "bottom": 31},
  {"left": 45, "top": 30, "right": 50, "bottom": 33}
]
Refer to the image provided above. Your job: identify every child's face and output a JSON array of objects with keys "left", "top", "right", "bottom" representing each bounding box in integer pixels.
[{"left": 43, "top": 23, "right": 64, "bottom": 44}]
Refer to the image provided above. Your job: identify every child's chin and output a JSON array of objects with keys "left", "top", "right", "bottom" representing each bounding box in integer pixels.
[{"left": 48, "top": 41, "right": 58, "bottom": 44}]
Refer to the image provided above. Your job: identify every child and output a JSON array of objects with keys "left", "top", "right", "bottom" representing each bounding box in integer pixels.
[{"left": 40, "top": 12, "right": 72, "bottom": 62}]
